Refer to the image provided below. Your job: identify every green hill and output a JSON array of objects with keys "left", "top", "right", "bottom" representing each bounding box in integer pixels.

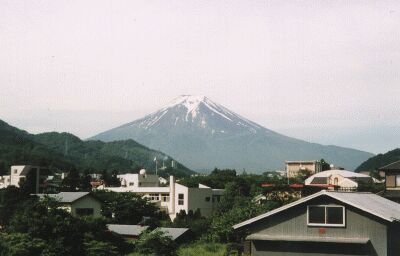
[
  {"left": 0, "top": 119, "right": 74, "bottom": 175},
  {"left": 355, "top": 148, "right": 400, "bottom": 172},
  {"left": 0, "top": 119, "right": 193, "bottom": 177}
]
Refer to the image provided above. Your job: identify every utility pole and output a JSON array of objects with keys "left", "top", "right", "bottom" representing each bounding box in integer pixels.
[{"left": 154, "top": 157, "right": 158, "bottom": 175}]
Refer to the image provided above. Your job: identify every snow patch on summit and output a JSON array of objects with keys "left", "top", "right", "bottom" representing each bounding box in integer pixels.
[{"left": 133, "top": 95, "right": 264, "bottom": 134}]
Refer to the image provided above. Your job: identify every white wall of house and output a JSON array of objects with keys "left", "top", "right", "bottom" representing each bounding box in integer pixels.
[
  {"left": 118, "top": 172, "right": 159, "bottom": 188},
  {"left": 173, "top": 183, "right": 189, "bottom": 219},
  {"left": 0, "top": 165, "right": 40, "bottom": 189},
  {"left": 70, "top": 196, "right": 102, "bottom": 218}
]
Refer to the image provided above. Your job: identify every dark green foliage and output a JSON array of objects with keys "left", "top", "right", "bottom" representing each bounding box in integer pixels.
[
  {"left": 0, "top": 120, "right": 74, "bottom": 172},
  {"left": 0, "top": 232, "right": 47, "bottom": 256},
  {"left": 210, "top": 199, "right": 280, "bottom": 243},
  {"left": 93, "top": 190, "right": 167, "bottom": 226},
  {"left": 134, "top": 229, "right": 177, "bottom": 256},
  {"left": 101, "top": 169, "right": 120, "bottom": 187},
  {"left": 355, "top": 148, "right": 400, "bottom": 172},
  {"left": 0, "top": 187, "right": 133, "bottom": 256},
  {"left": 0, "top": 186, "right": 31, "bottom": 228},
  {"left": 34, "top": 132, "right": 193, "bottom": 175},
  {"left": 169, "top": 209, "right": 210, "bottom": 240},
  {"left": 357, "top": 182, "right": 385, "bottom": 193},
  {"left": 320, "top": 158, "right": 331, "bottom": 171},
  {"left": 179, "top": 168, "right": 237, "bottom": 188},
  {"left": 60, "top": 168, "right": 81, "bottom": 191},
  {"left": 84, "top": 238, "right": 119, "bottom": 256},
  {"left": 0, "top": 119, "right": 192, "bottom": 177}
]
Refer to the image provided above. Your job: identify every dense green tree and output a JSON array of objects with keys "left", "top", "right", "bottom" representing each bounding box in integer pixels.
[
  {"left": 80, "top": 172, "right": 93, "bottom": 191},
  {"left": 93, "top": 190, "right": 167, "bottom": 225},
  {"left": 0, "top": 232, "right": 47, "bottom": 256},
  {"left": 0, "top": 187, "right": 31, "bottom": 228},
  {"left": 169, "top": 209, "right": 210, "bottom": 240},
  {"left": 84, "top": 239, "right": 119, "bottom": 256},
  {"left": 134, "top": 229, "right": 177, "bottom": 256},
  {"left": 355, "top": 148, "right": 400, "bottom": 172},
  {"left": 61, "top": 168, "right": 80, "bottom": 191},
  {"left": 320, "top": 158, "right": 331, "bottom": 171},
  {"left": 109, "top": 170, "right": 121, "bottom": 187},
  {"left": 210, "top": 199, "right": 280, "bottom": 243}
]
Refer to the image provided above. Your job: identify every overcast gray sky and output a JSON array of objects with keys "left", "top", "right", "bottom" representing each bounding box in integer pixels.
[{"left": 1, "top": 0, "right": 399, "bottom": 154}]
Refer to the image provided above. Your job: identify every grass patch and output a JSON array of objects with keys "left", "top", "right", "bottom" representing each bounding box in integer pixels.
[{"left": 178, "top": 242, "right": 227, "bottom": 256}]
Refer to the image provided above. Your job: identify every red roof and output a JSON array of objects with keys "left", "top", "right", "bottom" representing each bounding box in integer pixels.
[
  {"left": 289, "top": 184, "right": 304, "bottom": 188},
  {"left": 260, "top": 184, "right": 275, "bottom": 187}
]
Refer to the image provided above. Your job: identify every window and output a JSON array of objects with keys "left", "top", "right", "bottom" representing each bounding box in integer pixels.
[
  {"left": 178, "top": 193, "right": 184, "bottom": 205},
  {"left": 161, "top": 194, "right": 169, "bottom": 202},
  {"left": 308, "top": 205, "right": 345, "bottom": 227},
  {"left": 13, "top": 169, "right": 17, "bottom": 174},
  {"left": 212, "top": 195, "right": 221, "bottom": 202},
  {"left": 387, "top": 175, "right": 395, "bottom": 187},
  {"left": 149, "top": 194, "right": 160, "bottom": 201},
  {"left": 386, "top": 174, "right": 400, "bottom": 188},
  {"left": 76, "top": 208, "right": 94, "bottom": 216},
  {"left": 205, "top": 197, "right": 210, "bottom": 202},
  {"left": 333, "top": 178, "right": 338, "bottom": 185},
  {"left": 129, "top": 182, "right": 134, "bottom": 186}
]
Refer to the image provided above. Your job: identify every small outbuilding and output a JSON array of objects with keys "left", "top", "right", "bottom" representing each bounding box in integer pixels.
[
  {"left": 234, "top": 190, "right": 400, "bottom": 256},
  {"left": 380, "top": 160, "right": 400, "bottom": 202},
  {"left": 107, "top": 224, "right": 149, "bottom": 240},
  {"left": 155, "top": 227, "right": 191, "bottom": 243},
  {"left": 37, "top": 192, "right": 102, "bottom": 218}
]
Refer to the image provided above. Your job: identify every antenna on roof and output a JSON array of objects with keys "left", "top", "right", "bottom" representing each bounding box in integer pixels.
[{"left": 154, "top": 157, "right": 158, "bottom": 175}]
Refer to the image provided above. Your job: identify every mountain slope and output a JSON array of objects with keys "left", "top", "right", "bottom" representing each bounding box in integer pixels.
[
  {"left": 34, "top": 132, "right": 193, "bottom": 176},
  {"left": 90, "top": 95, "right": 374, "bottom": 172},
  {"left": 355, "top": 148, "right": 400, "bottom": 172},
  {"left": 0, "top": 119, "right": 192, "bottom": 176},
  {"left": 0, "top": 119, "right": 74, "bottom": 174}
]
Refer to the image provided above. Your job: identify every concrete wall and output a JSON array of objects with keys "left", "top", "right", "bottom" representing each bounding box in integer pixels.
[
  {"left": 170, "top": 183, "right": 217, "bottom": 219},
  {"left": 247, "top": 196, "right": 388, "bottom": 256},
  {"left": 138, "top": 174, "right": 159, "bottom": 187},
  {"left": 187, "top": 187, "right": 213, "bottom": 217}
]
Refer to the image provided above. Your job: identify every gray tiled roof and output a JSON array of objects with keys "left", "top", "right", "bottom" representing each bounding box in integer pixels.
[
  {"left": 37, "top": 192, "right": 90, "bottom": 203},
  {"left": 107, "top": 224, "right": 149, "bottom": 236},
  {"left": 156, "top": 227, "right": 189, "bottom": 240},
  {"left": 233, "top": 190, "right": 400, "bottom": 229},
  {"left": 310, "top": 177, "right": 328, "bottom": 184},
  {"left": 379, "top": 160, "right": 400, "bottom": 171}
]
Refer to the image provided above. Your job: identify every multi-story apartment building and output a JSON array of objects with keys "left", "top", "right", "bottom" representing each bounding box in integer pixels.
[
  {"left": 99, "top": 169, "right": 223, "bottom": 220},
  {"left": 286, "top": 160, "right": 322, "bottom": 178}
]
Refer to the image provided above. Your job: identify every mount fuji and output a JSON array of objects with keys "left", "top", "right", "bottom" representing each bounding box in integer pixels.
[{"left": 90, "top": 95, "right": 373, "bottom": 172}]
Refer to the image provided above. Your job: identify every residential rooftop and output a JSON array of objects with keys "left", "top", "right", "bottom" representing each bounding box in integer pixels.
[{"left": 234, "top": 190, "right": 400, "bottom": 230}]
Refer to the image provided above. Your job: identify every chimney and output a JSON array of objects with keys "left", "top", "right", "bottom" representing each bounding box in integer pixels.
[{"left": 169, "top": 176, "right": 175, "bottom": 215}]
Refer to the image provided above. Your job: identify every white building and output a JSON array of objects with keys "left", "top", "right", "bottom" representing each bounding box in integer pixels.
[
  {"left": 0, "top": 165, "right": 46, "bottom": 191},
  {"left": 99, "top": 169, "right": 223, "bottom": 220},
  {"left": 305, "top": 169, "right": 373, "bottom": 190},
  {"left": 286, "top": 160, "right": 322, "bottom": 178}
]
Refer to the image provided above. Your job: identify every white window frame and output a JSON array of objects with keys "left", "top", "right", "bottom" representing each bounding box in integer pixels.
[{"left": 307, "top": 205, "right": 345, "bottom": 227}]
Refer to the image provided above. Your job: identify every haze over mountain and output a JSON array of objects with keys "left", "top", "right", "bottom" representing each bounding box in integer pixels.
[{"left": 91, "top": 95, "right": 374, "bottom": 172}]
